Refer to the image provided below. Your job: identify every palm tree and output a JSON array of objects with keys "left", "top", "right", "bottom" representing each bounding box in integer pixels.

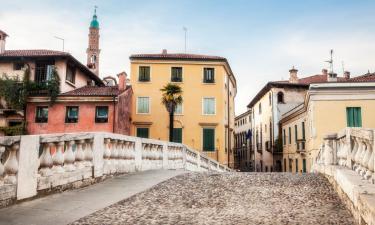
[{"left": 160, "top": 83, "right": 183, "bottom": 142}]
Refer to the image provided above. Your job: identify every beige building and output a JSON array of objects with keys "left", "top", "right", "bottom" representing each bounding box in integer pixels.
[
  {"left": 280, "top": 73, "right": 375, "bottom": 173},
  {"left": 234, "top": 110, "right": 253, "bottom": 171},
  {"left": 129, "top": 51, "right": 237, "bottom": 167},
  {"left": 247, "top": 68, "right": 350, "bottom": 172}
]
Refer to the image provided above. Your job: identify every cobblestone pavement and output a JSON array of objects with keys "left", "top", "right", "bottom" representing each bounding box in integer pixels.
[{"left": 71, "top": 173, "right": 355, "bottom": 225}]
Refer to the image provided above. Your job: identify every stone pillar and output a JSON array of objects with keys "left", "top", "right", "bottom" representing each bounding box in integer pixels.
[
  {"left": 134, "top": 138, "right": 142, "bottom": 171},
  {"left": 182, "top": 145, "right": 187, "bottom": 170},
  {"left": 197, "top": 152, "right": 201, "bottom": 171},
  {"left": 17, "top": 135, "right": 39, "bottom": 200},
  {"left": 92, "top": 133, "right": 104, "bottom": 177},
  {"left": 162, "top": 143, "right": 169, "bottom": 169},
  {"left": 323, "top": 133, "right": 337, "bottom": 165}
]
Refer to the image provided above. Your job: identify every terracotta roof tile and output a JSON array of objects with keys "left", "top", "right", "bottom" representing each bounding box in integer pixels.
[
  {"left": 130, "top": 53, "right": 226, "bottom": 61},
  {"left": 346, "top": 73, "right": 375, "bottom": 82},
  {"left": 0, "top": 49, "right": 69, "bottom": 57},
  {"left": 60, "top": 85, "right": 127, "bottom": 97}
]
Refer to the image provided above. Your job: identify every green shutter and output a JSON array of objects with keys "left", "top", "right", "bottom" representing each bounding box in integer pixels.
[
  {"left": 288, "top": 127, "right": 291, "bottom": 144},
  {"left": 173, "top": 128, "right": 182, "bottom": 143},
  {"left": 347, "top": 107, "right": 362, "bottom": 127},
  {"left": 355, "top": 107, "right": 362, "bottom": 127},
  {"left": 137, "top": 128, "right": 149, "bottom": 138},
  {"left": 203, "top": 128, "right": 215, "bottom": 151},
  {"left": 294, "top": 125, "right": 298, "bottom": 143}
]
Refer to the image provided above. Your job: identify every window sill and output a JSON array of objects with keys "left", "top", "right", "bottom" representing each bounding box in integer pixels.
[
  {"left": 137, "top": 81, "right": 151, "bottom": 83},
  {"left": 202, "top": 82, "right": 216, "bottom": 85},
  {"left": 171, "top": 81, "right": 183, "bottom": 84},
  {"left": 65, "top": 80, "right": 76, "bottom": 88},
  {"left": 136, "top": 112, "right": 150, "bottom": 115}
]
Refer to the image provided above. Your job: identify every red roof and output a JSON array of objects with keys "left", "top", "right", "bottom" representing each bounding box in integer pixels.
[
  {"left": 346, "top": 73, "right": 375, "bottom": 82},
  {"left": 0, "top": 49, "right": 69, "bottom": 57},
  {"left": 60, "top": 85, "right": 129, "bottom": 97},
  {"left": 130, "top": 53, "right": 226, "bottom": 61}
]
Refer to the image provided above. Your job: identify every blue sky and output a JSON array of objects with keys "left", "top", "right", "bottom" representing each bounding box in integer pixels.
[{"left": 1, "top": 0, "right": 375, "bottom": 113}]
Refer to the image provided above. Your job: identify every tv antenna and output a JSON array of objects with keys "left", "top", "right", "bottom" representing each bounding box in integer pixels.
[
  {"left": 54, "top": 36, "right": 65, "bottom": 52},
  {"left": 183, "top": 26, "right": 187, "bottom": 53},
  {"left": 324, "top": 49, "right": 334, "bottom": 73}
]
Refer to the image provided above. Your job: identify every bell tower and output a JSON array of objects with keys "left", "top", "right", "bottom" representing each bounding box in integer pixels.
[{"left": 87, "top": 6, "right": 100, "bottom": 76}]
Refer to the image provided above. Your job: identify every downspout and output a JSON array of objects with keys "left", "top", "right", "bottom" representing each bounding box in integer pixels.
[
  {"left": 113, "top": 96, "right": 116, "bottom": 133},
  {"left": 227, "top": 75, "right": 231, "bottom": 168}
]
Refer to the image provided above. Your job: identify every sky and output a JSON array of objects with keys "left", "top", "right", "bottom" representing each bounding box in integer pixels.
[{"left": 1, "top": 0, "right": 375, "bottom": 114}]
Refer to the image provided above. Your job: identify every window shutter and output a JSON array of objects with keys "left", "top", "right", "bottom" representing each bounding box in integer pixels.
[
  {"left": 357, "top": 108, "right": 362, "bottom": 127},
  {"left": 203, "top": 128, "right": 215, "bottom": 151},
  {"left": 173, "top": 128, "right": 182, "bottom": 143}
]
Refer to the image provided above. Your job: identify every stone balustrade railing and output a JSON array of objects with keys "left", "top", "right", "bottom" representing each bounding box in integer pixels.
[
  {"left": 313, "top": 127, "right": 375, "bottom": 224},
  {"left": 0, "top": 132, "right": 231, "bottom": 207},
  {"left": 315, "top": 128, "right": 375, "bottom": 183}
]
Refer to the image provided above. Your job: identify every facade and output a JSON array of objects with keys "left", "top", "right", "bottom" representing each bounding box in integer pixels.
[
  {"left": 246, "top": 68, "right": 350, "bottom": 172},
  {"left": 234, "top": 110, "right": 253, "bottom": 171},
  {"left": 280, "top": 76, "right": 375, "bottom": 173},
  {"left": 27, "top": 72, "right": 132, "bottom": 135},
  {"left": 129, "top": 50, "right": 237, "bottom": 167}
]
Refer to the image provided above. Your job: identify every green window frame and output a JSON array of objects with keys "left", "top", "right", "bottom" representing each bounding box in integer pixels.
[
  {"left": 172, "top": 128, "right": 182, "bottom": 143},
  {"left": 138, "top": 66, "right": 150, "bottom": 82},
  {"left": 35, "top": 106, "right": 48, "bottom": 123},
  {"left": 346, "top": 107, "right": 362, "bottom": 127},
  {"left": 295, "top": 158, "right": 298, "bottom": 173},
  {"left": 65, "top": 106, "right": 79, "bottom": 123},
  {"left": 302, "top": 159, "right": 307, "bottom": 173},
  {"left": 288, "top": 127, "right": 291, "bottom": 144},
  {"left": 203, "top": 128, "right": 215, "bottom": 151},
  {"left": 171, "top": 67, "right": 183, "bottom": 82},
  {"left": 294, "top": 124, "right": 298, "bottom": 143},
  {"left": 302, "top": 121, "right": 305, "bottom": 140},
  {"left": 137, "top": 97, "right": 150, "bottom": 114},
  {"left": 136, "top": 127, "right": 149, "bottom": 138},
  {"left": 203, "top": 68, "right": 215, "bottom": 83},
  {"left": 283, "top": 129, "right": 286, "bottom": 145},
  {"left": 95, "top": 106, "right": 108, "bottom": 123}
]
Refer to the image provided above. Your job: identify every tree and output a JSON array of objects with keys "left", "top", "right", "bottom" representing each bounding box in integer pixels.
[{"left": 160, "top": 83, "right": 183, "bottom": 142}]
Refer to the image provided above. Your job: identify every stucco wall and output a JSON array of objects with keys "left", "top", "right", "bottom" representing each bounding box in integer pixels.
[
  {"left": 130, "top": 59, "right": 236, "bottom": 166},
  {"left": 115, "top": 88, "right": 132, "bottom": 135}
]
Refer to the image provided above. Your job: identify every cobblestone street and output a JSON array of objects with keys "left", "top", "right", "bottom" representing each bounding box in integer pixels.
[{"left": 71, "top": 173, "right": 355, "bottom": 225}]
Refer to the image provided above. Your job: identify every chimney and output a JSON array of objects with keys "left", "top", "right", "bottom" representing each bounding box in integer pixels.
[
  {"left": 162, "top": 49, "right": 167, "bottom": 54},
  {"left": 344, "top": 71, "right": 350, "bottom": 79},
  {"left": 117, "top": 71, "right": 127, "bottom": 91},
  {"left": 322, "top": 69, "right": 328, "bottom": 77},
  {"left": 289, "top": 66, "right": 299, "bottom": 83},
  {"left": 0, "top": 30, "right": 8, "bottom": 54},
  {"left": 327, "top": 72, "right": 338, "bottom": 82}
]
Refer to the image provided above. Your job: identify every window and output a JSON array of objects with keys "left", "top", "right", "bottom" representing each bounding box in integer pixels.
[
  {"left": 284, "top": 158, "right": 287, "bottom": 172},
  {"left": 35, "top": 106, "right": 48, "bottom": 123},
  {"left": 175, "top": 103, "right": 183, "bottom": 115},
  {"left": 302, "top": 122, "right": 305, "bottom": 140},
  {"left": 203, "top": 128, "right": 215, "bottom": 151},
  {"left": 35, "top": 60, "right": 55, "bottom": 83},
  {"left": 259, "top": 103, "right": 262, "bottom": 114},
  {"left": 137, "top": 97, "right": 150, "bottom": 114},
  {"left": 13, "top": 62, "right": 24, "bottom": 70},
  {"left": 302, "top": 159, "right": 307, "bottom": 173},
  {"left": 171, "top": 67, "right": 183, "bottom": 82},
  {"left": 288, "top": 127, "right": 291, "bottom": 144},
  {"left": 295, "top": 159, "right": 299, "bottom": 173},
  {"left": 346, "top": 107, "right": 362, "bottom": 127},
  {"left": 66, "top": 64, "right": 76, "bottom": 84},
  {"left": 277, "top": 92, "right": 284, "bottom": 103},
  {"left": 294, "top": 125, "right": 298, "bottom": 143},
  {"left": 203, "top": 68, "right": 215, "bottom": 83},
  {"left": 289, "top": 159, "right": 293, "bottom": 172},
  {"left": 95, "top": 106, "right": 108, "bottom": 123},
  {"left": 138, "top": 66, "right": 150, "bottom": 82},
  {"left": 136, "top": 127, "right": 149, "bottom": 138},
  {"left": 203, "top": 98, "right": 215, "bottom": 115},
  {"left": 283, "top": 129, "right": 286, "bottom": 145},
  {"left": 172, "top": 128, "right": 182, "bottom": 143},
  {"left": 65, "top": 106, "right": 79, "bottom": 123}
]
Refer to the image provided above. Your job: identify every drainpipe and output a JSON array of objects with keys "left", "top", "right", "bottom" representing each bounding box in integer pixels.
[
  {"left": 227, "top": 76, "right": 231, "bottom": 168},
  {"left": 113, "top": 96, "right": 116, "bottom": 133}
]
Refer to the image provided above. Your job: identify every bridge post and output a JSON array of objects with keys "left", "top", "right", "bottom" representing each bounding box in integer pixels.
[
  {"left": 197, "top": 152, "right": 201, "bottom": 171},
  {"left": 162, "top": 143, "right": 168, "bottom": 169},
  {"left": 92, "top": 133, "right": 104, "bottom": 177},
  {"left": 134, "top": 138, "right": 142, "bottom": 171}
]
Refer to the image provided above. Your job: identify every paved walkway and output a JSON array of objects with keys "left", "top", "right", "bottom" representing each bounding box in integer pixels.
[
  {"left": 0, "top": 169, "right": 186, "bottom": 225},
  {"left": 72, "top": 172, "right": 355, "bottom": 225}
]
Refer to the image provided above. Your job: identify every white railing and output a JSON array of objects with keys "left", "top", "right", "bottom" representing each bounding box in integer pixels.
[
  {"left": 0, "top": 132, "right": 231, "bottom": 206},
  {"left": 314, "top": 128, "right": 375, "bottom": 183}
]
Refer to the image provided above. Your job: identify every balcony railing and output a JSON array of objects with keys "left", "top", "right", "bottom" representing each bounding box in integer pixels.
[{"left": 296, "top": 139, "right": 306, "bottom": 153}]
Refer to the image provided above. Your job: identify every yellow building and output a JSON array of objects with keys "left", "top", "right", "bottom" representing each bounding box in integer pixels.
[
  {"left": 280, "top": 76, "right": 375, "bottom": 173},
  {"left": 129, "top": 50, "right": 237, "bottom": 167}
]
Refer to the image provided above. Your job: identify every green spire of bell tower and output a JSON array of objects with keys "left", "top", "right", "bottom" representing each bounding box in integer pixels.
[{"left": 90, "top": 6, "right": 99, "bottom": 29}]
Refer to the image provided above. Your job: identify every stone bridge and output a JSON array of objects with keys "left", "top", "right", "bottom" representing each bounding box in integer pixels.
[{"left": 0, "top": 130, "right": 374, "bottom": 225}]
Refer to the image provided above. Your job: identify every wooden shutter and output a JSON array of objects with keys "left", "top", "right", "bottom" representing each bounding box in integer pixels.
[
  {"left": 173, "top": 128, "right": 182, "bottom": 143},
  {"left": 203, "top": 128, "right": 215, "bottom": 151},
  {"left": 137, "top": 128, "right": 149, "bottom": 138}
]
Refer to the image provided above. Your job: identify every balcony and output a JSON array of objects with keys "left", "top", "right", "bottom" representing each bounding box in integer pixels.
[{"left": 296, "top": 139, "right": 306, "bottom": 154}]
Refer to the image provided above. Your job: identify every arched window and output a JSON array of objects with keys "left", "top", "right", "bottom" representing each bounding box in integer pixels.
[{"left": 277, "top": 92, "right": 284, "bottom": 103}]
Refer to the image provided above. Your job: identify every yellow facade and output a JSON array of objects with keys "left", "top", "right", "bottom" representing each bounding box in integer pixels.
[
  {"left": 281, "top": 82, "right": 375, "bottom": 172},
  {"left": 129, "top": 56, "right": 236, "bottom": 167}
]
